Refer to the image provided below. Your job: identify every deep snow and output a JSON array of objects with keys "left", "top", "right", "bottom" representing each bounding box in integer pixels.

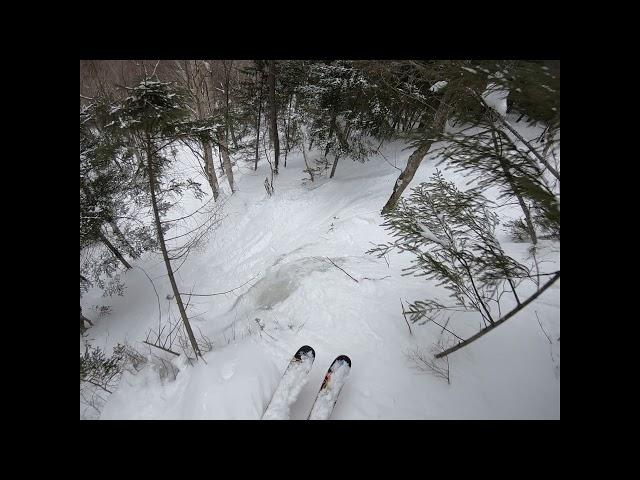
[{"left": 81, "top": 117, "right": 560, "bottom": 420}]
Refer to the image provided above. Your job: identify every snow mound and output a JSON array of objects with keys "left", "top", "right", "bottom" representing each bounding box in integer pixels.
[{"left": 482, "top": 84, "right": 509, "bottom": 117}]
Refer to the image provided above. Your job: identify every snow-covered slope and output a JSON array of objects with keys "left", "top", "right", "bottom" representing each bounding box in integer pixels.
[{"left": 81, "top": 121, "right": 560, "bottom": 420}]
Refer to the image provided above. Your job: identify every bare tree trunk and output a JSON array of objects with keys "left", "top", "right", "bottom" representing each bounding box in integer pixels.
[
  {"left": 146, "top": 143, "right": 201, "bottom": 358},
  {"left": 218, "top": 144, "right": 224, "bottom": 173},
  {"left": 284, "top": 93, "right": 293, "bottom": 167},
  {"left": 381, "top": 91, "right": 453, "bottom": 214},
  {"left": 109, "top": 218, "right": 137, "bottom": 259},
  {"left": 329, "top": 117, "right": 349, "bottom": 179},
  {"left": 255, "top": 74, "right": 263, "bottom": 171},
  {"left": 324, "top": 110, "right": 337, "bottom": 158},
  {"left": 435, "top": 272, "right": 560, "bottom": 358},
  {"left": 98, "top": 229, "right": 132, "bottom": 270},
  {"left": 223, "top": 61, "right": 239, "bottom": 150},
  {"left": 202, "top": 139, "right": 220, "bottom": 200},
  {"left": 329, "top": 154, "right": 341, "bottom": 179},
  {"left": 301, "top": 131, "right": 314, "bottom": 182},
  {"left": 217, "top": 131, "right": 235, "bottom": 193},
  {"left": 268, "top": 60, "right": 280, "bottom": 174}
]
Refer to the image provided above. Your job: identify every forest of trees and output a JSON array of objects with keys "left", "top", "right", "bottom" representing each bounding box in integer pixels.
[{"left": 80, "top": 60, "right": 560, "bottom": 412}]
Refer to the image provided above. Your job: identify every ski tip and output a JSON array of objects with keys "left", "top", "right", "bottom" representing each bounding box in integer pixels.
[
  {"left": 295, "top": 345, "right": 315, "bottom": 359},
  {"left": 334, "top": 355, "right": 351, "bottom": 368}
]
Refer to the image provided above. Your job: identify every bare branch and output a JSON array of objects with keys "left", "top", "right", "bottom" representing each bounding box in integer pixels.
[
  {"left": 179, "top": 276, "right": 257, "bottom": 297},
  {"left": 142, "top": 340, "right": 180, "bottom": 357},
  {"left": 321, "top": 256, "right": 359, "bottom": 283}
]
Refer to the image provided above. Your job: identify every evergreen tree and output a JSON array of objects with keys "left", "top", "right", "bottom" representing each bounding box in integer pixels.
[
  {"left": 105, "top": 77, "right": 203, "bottom": 358},
  {"left": 80, "top": 98, "right": 157, "bottom": 300},
  {"left": 369, "top": 171, "right": 559, "bottom": 358}
]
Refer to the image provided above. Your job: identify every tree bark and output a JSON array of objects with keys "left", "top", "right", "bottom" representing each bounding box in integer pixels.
[
  {"left": 329, "top": 154, "right": 341, "bottom": 179},
  {"left": 218, "top": 144, "right": 224, "bottom": 173},
  {"left": 435, "top": 272, "right": 560, "bottom": 358},
  {"left": 284, "top": 93, "right": 293, "bottom": 167},
  {"left": 255, "top": 74, "right": 263, "bottom": 171},
  {"left": 109, "top": 218, "right": 137, "bottom": 259},
  {"left": 98, "top": 229, "right": 132, "bottom": 270},
  {"left": 329, "top": 118, "right": 349, "bottom": 179},
  {"left": 268, "top": 60, "right": 280, "bottom": 174},
  {"left": 146, "top": 143, "right": 201, "bottom": 358},
  {"left": 324, "top": 110, "right": 337, "bottom": 158},
  {"left": 301, "top": 131, "right": 314, "bottom": 182},
  {"left": 224, "top": 61, "right": 239, "bottom": 150},
  {"left": 217, "top": 131, "right": 235, "bottom": 193},
  {"left": 202, "top": 139, "right": 220, "bottom": 200},
  {"left": 381, "top": 90, "right": 453, "bottom": 214}
]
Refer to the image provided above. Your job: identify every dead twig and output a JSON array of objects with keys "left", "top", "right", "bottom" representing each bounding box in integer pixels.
[
  {"left": 400, "top": 299, "right": 413, "bottom": 335},
  {"left": 535, "top": 311, "right": 553, "bottom": 344},
  {"left": 362, "top": 275, "right": 391, "bottom": 281},
  {"left": 179, "top": 276, "right": 257, "bottom": 297},
  {"left": 142, "top": 340, "right": 180, "bottom": 357},
  {"left": 322, "top": 256, "right": 358, "bottom": 283}
]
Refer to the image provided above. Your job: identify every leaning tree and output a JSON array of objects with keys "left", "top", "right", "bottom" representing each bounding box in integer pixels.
[{"left": 105, "top": 77, "right": 204, "bottom": 358}]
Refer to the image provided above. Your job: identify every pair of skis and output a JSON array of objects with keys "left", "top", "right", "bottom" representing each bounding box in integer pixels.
[{"left": 262, "top": 346, "right": 351, "bottom": 420}]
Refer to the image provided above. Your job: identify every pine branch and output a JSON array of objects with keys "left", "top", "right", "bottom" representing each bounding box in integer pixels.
[{"left": 436, "top": 272, "right": 560, "bottom": 358}]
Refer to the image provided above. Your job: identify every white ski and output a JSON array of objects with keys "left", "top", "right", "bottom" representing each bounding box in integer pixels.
[
  {"left": 308, "top": 355, "right": 351, "bottom": 420},
  {"left": 262, "top": 346, "right": 315, "bottom": 420}
]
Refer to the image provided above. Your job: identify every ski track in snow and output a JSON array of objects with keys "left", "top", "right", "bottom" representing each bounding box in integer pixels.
[{"left": 82, "top": 130, "right": 560, "bottom": 420}]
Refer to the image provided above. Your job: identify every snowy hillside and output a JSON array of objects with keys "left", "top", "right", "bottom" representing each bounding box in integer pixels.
[{"left": 80, "top": 117, "right": 560, "bottom": 420}]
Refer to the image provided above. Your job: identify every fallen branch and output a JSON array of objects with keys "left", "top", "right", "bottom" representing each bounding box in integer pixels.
[
  {"left": 143, "top": 340, "right": 180, "bottom": 357},
  {"left": 436, "top": 272, "right": 560, "bottom": 358},
  {"left": 323, "top": 256, "right": 358, "bottom": 283},
  {"left": 179, "top": 276, "right": 256, "bottom": 297},
  {"left": 535, "top": 311, "right": 553, "bottom": 344},
  {"left": 400, "top": 299, "right": 413, "bottom": 335},
  {"left": 361, "top": 275, "right": 391, "bottom": 281}
]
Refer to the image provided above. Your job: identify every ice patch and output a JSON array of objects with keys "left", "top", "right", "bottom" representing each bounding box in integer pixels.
[{"left": 236, "top": 257, "right": 331, "bottom": 311}]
